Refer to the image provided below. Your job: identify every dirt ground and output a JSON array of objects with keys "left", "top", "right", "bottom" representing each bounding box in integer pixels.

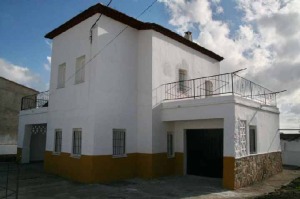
[
  {"left": 1, "top": 163, "right": 300, "bottom": 199},
  {"left": 254, "top": 177, "right": 300, "bottom": 199}
]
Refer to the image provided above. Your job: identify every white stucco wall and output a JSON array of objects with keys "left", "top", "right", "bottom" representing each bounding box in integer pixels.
[
  {"left": 151, "top": 31, "right": 220, "bottom": 90},
  {"left": 151, "top": 31, "right": 220, "bottom": 106},
  {"left": 48, "top": 14, "right": 140, "bottom": 156},
  {"left": 161, "top": 95, "right": 280, "bottom": 158},
  {"left": 161, "top": 96, "right": 235, "bottom": 156},
  {"left": 47, "top": 15, "right": 223, "bottom": 156},
  {"left": 137, "top": 30, "right": 153, "bottom": 153},
  {"left": 234, "top": 97, "right": 280, "bottom": 157},
  {"left": 281, "top": 139, "right": 300, "bottom": 166},
  {"left": 151, "top": 30, "right": 222, "bottom": 154}
]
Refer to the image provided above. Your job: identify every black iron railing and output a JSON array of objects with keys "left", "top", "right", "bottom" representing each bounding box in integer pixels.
[
  {"left": 162, "top": 72, "right": 277, "bottom": 106},
  {"left": 21, "top": 91, "right": 49, "bottom": 110}
]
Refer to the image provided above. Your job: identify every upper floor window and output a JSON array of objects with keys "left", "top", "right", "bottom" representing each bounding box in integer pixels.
[
  {"left": 205, "top": 80, "right": 213, "bottom": 97},
  {"left": 179, "top": 69, "right": 187, "bottom": 92},
  {"left": 57, "top": 63, "right": 66, "bottom": 88},
  {"left": 75, "top": 55, "right": 85, "bottom": 84}
]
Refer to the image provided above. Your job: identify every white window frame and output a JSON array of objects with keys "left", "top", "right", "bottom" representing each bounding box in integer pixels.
[
  {"left": 249, "top": 126, "right": 257, "bottom": 154},
  {"left": 112, "top": 129, "right": 126, "bottom": 157},
  {"left": 72, "top": 128, "right": 82, "bottom": 157},
  {"left": 53, "top": 129, "right": 62, "bottom": 154},
  {"left": 57, "top": 63, "right": 66, "bottom": 88},
  {"left": 75, "top": 55, "right": 85, "bottom": 84},
  {"left": 167, "top": 132, "right": 174, "bottom": 158}
]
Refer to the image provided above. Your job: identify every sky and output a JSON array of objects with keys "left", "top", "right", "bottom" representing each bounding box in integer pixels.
[{"left": 0, "top": 0, "right": 299, "bottom": 128}]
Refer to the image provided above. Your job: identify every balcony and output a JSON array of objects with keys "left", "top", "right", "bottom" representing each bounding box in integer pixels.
[
  {"left": 154, "top": 71, "right": 280, "bottom": 107},
  {"left": 21, "top": 91, "right": 49, "bottom": 111}
]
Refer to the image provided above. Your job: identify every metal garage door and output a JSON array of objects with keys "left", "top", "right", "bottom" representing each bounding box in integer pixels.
[{"left": 186, "top": 129, "right": 223, "bottom": 178}]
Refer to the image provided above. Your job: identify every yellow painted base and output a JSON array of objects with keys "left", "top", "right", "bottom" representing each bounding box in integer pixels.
[
  {"left": 223, "top": 156, "right": 235, "bottom": 190},
  {"left": 44, "top": 151, "right": 185, "bottom": 183}
]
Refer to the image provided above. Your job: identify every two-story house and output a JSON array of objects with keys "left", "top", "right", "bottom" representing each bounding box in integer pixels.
[{"left": 17, "top": 4, "right": 282, "bottom": 189}]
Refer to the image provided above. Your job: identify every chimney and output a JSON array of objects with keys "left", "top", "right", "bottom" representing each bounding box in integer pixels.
[{"left": 184, "top": 31, "right": 192, "bottom": 41}]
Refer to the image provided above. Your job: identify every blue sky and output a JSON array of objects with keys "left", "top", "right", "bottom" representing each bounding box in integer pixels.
[
  {"left": 1, "top": 0, "right": 300, "bottom": 128},
  {"left": 0, "top": 0, "right": 239, "bottom": 90}
]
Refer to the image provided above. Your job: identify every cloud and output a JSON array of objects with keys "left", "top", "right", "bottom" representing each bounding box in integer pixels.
[
  {"left": 44, "top": 56, "right": 51, "bottom": 71},
  {"left": 0, "top": 57, "right": 45, "bottom": 91},
  {"left": 160, "top": 0, "right": 300, "bottom": 127},
  {"left": 45, "top": 40, "right": 52, "bottom": 49}
]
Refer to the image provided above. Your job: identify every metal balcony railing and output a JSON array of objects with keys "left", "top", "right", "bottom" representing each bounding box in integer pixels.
[
  {"left": 21, "top": 91, "right": 49, "bottom": 110},
  {"left": 161, "top": 72, "right": 278, "bottom": 106}
]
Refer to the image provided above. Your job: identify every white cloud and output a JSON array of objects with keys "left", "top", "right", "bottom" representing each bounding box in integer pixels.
[
  {"left": 216, "top": 6, "right": 224, "bottom": 14},
  {"left": 0, "top": 57, "right": 45, "bottom": 91},
  {"left": 45, "top": 39, "right": 52, "bottom": 49},
  {"left": 160, "top": 0, "right": 300, "bottom": 127},
  {"left": 44, "top": 56, "right": 51, "bottom": 71}
]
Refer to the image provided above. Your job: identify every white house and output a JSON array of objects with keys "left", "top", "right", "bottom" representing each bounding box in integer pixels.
[{"left": 17, "top": 4, "right": 282, "bottom": 189}]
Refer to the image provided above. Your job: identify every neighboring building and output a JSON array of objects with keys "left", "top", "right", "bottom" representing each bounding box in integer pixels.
[
  {"left": 280, "top": 130, "right": 300, "bottom": 167},
  {"left": 17, "top": 4, "right": 282, "bottom": 189},
  {"left": 0, "top": 77, "right": 38, "bottom": 159}
]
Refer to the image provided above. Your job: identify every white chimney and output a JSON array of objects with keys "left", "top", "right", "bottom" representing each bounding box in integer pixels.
[{"left": 184, "top": 31, "right": 192, "bottom": 41}]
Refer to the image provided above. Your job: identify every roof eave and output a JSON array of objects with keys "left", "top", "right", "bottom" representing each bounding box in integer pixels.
[{"left": 44, "top": 3, "right": 224, "bottom": 62}]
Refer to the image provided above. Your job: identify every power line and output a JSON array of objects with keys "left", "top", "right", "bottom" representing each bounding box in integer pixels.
[
  {"left": 90, "top": 0, "right": 113, "bottom": 43},
  {"left": 50, "top": 0, "right": 158, "bottom": 96}
]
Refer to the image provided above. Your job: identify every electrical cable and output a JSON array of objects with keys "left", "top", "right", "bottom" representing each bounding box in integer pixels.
[
  {"left": 50, "top": 0, "right": 158, "bottom": 96},
  {"left": 90, "top": 0, "right": 113, "bottom": 43}
]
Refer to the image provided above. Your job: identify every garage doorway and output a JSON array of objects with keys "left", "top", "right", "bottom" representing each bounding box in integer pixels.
[{"left": 186, "top": 129, "right": 223, "bottom": 178}]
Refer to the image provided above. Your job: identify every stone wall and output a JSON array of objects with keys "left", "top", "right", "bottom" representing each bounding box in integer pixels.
[
  {"left": 0, "top": 77, "right": 37, "bottom": 155},
  {"left": 235, "top": 152, "right": 282, "bottom": 189}
]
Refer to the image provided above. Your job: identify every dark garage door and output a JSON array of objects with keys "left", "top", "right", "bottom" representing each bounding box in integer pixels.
[{"left": 186, "top": 129, "right": 223, "bottom": 178}]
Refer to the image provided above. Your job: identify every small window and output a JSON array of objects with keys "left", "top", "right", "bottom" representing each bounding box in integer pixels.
[
  {"left": 54, "top": 129, "right": 62, "bottom": 153},
  {"left": 75, "top": 55, "right": 85, "bottom": 84},
  {"left": 205, "top": 80, "right": 213, "bottom": 97},
  {"left": 57, "top": 63, "right": 66, "bottom": 88},
  {"left": 72, "top": 128, "right": 82, "bottom": 155},
  {"left": 167, "top": 133, "right": 174, "bottom": 158},
  {"left": 238, "top": 120, "right": 247, "bottom": 157},
  {"left": 179, "top": 69, "right": 187, "bottom": 92},
  {"left": 113, "top": 129, "right": 126, "bottom": 156},
  {"left": 249, "top": 126, "right": 257, "bottom": 154}
]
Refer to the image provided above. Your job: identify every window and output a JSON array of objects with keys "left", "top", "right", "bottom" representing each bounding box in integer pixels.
[
  {"left": 249, "top": 126, "right": 257, "bottom": 154},
  {"left": 54, "top": 129, "right": 62, "bottom": 153},
  {"left": 75, "top": 55, "right": 85, "bottom": 84},
  {"left": 72, "top": 128, "right": 82, "bottom": 155},
  {"left": 179, "top": 69, "right": 187, "bottom": 92},
  {"left": 113, "top": 129, "right": 126, "bottom": 156},
  {"left": 57, "top": 63, "right": 66, "bottom": 88},
  {"left": 237, "top": 120, "right": 247, "bottom": 157},
  {"left": 167, "top": 133, "right": 174, "bottom": 158},
  {"left": 205, "top": 80, "right": 213, "bottom": 97}
]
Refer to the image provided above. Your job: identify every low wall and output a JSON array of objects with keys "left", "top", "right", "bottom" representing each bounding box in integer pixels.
[
  {"left": 282, "top": 151, "right": 300, "bottom": 166},
  {"left": 235, "top": 152, "right": 282, "bottom": 189}
]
